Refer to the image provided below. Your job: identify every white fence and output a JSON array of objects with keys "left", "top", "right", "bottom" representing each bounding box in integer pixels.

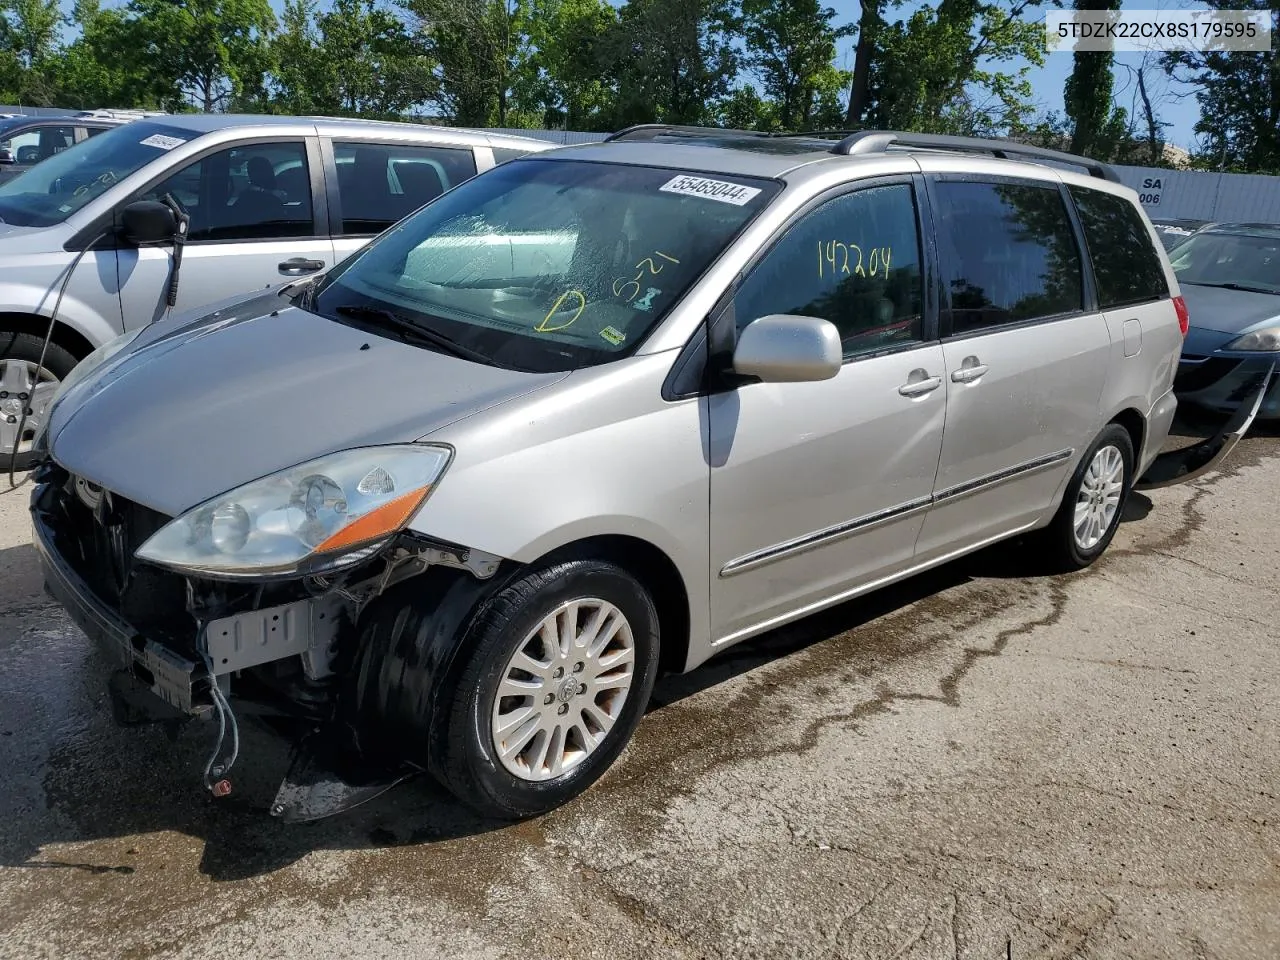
[{"left": 1110, "top": 166, "right": 1280, "bottom": 223}]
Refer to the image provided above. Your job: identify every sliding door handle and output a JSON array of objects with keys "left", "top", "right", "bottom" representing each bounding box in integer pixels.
[
  {"left": 898, "top": 375, "right": 943, "bottom": 397},
  {"left": 951, "top": 364, "right": 989, "bottom": 383}
]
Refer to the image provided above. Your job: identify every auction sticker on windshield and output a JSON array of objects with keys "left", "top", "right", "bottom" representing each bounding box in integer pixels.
[
  {"left": 139, "top": 134, "right": 187, "bottom": 151},
  {"left": 660, "top": 175, "right": 762, "bottom": 206}
]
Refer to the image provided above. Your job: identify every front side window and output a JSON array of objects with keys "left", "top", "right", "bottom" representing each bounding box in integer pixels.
[
  {"left": 140, "top": 141, "right": 314, "bottom": 242},
  {"left": 0, "top": 120, "right": 200, "bottom": 227},
  {"left": 334, "top": 141, "right": 477, "bottom": 236},
  {"left": 311, "top": 158, "right": 780, "bottom": 373},
  {"left": 934, "top": 180, "right": 1084, "bottom": 334},
  {"left": 735, "top": 183, "right": 925, "bottom": 358},
  {"left": 1069, "top": 186, "right": 1169, "bottom": 307},
  {"left": 1168, "top": 230, "right": 1280, "bottom": 296}
]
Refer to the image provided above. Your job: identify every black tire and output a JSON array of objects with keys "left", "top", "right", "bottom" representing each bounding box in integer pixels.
[
  {"left": 1035, "top": 423, "right": 1135, "bottom": 572},
  {"left": 0, "top": 330, "right": 79, "bottom": 472},
  {"left": 355, "top": 558, "right": 660, "bottom": 820}
]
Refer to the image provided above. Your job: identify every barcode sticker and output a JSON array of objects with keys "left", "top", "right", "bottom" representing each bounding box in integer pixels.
[
  {"left": 139, "top": 134, "right": 186, "bottom": 151},
  {"left": 659, "top": 175, "right": 762, "bottom": 206}
]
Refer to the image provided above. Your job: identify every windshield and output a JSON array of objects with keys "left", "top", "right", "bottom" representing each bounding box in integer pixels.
[
  {"left": 310, "top": 158, "right": 780, "bottom": 373},
  {"left": 1170, "top": 230, "right": 1280, "bottom": 294},
  {"left": 0, "top": 121, "right": 198, "bottom": 227}
]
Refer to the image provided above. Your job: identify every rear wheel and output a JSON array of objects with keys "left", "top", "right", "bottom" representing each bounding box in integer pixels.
[
  {"left": 1035, "top": 424, "right": 1134, "bottom": 572},
  {"left": 0, "top": 331, "right": 78, "bottom": 472}
]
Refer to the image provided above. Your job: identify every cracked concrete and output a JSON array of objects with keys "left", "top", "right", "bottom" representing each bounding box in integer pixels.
[{"left": 1, "top": 424, "right": 1278, "bottom": 960}]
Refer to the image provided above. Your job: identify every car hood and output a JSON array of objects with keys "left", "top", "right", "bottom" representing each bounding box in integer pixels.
[
  {"left": 0, "top": 219, "right": 58, "bottom": 249},
  {"left": 48, "top": 297, "right": 568, "bottom": 516},
  {"left": 1179, "top": 283, "right": 1280, "bottom": 334}
]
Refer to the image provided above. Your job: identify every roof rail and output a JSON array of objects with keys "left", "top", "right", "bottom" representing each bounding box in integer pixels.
[
  {"left": 604, "top": 124, "right": 772, "bottom": 143},
  {"left": 831, "top": 130, "right": 1122, "bottom": 183}
]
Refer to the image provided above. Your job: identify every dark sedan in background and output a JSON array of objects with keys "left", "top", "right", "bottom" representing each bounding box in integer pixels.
[
  {"left": 1171, "top": 222, "right": 1280, "bottom": 419},
  {"left": 1151, "top": 217, "right": 1214, "bottom": 251}
]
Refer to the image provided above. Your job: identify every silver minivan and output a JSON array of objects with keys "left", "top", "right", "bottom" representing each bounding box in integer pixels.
[
  {"left": 0, "top": 114, "right": 552, "bottom": 467},
  {"left": 33, "top": 127, "right": 1189, "bottom": 821}
]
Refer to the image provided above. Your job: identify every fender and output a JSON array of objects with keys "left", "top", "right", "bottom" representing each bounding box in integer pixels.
[{"left": 0, "top": 270, "right": 122, "bottom": 352}]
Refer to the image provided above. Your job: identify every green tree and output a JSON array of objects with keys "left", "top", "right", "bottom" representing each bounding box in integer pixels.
[
  {"left": 597, "top": 0, "right": 741, "bottom": 126},
  {"left": 523, "top": 0, "right": 617, "bottom": 129},
  {"left": 740, "top": 0, "right": 852, "bottom": 130},
  {"left": 126, "top": 0, "right": 277, "bottom": 111},
  {"left": 848, "top": 0, "right": 1048, "bottom": 135},
  {"left": 1063, "top": 0, "right": 1128, "bottom": 159},
  {"left": 56, "top": 0, "right": 173, "bottom": 109},
  {"left": 1166, "top": 1, "right": 1280, "bottom": 173},
  {"left": 0, "top": 0, "right": 61, "bottom": 104},
  {"left": 400, "top": 0, "right": 537, "bottom": 126},
  {"left": 270, "top": 0, "right": 323, "bottom": 114},
  {"left": 312, "top": 0, "right": 432, "bottom": 117},
  {"left": 4, "top": 0, "right": 60, "bottom": 68}
]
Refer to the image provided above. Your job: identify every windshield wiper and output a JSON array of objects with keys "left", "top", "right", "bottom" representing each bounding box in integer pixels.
[
  {"left": 1182, "top": 280, "right": 1280, "bottom": 295},
  {"left": 332, "top": 304, "right": 493, "bottom": 365}
]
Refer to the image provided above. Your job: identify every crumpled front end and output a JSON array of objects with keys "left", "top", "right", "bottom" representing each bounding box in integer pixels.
[{"left": 29, "top": 458, "right": 504, "bottom": 819}]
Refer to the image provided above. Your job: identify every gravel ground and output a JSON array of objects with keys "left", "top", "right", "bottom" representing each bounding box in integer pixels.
[{"left": 0, "top": 424, "right": 1277, "bottom": 960}]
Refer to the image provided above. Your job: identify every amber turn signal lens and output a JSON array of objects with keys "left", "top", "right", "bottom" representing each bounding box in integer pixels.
[{"left": 314, "top": 486, "right": 430, "bottom": 554}]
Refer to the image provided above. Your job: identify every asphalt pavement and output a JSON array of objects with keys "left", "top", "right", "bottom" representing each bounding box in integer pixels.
[{"left": 1, "top": 425, "right": 1277, "bottom": 960}]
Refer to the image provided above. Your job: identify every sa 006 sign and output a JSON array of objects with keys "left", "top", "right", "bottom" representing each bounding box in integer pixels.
[{"left": 1138, "top": 177, "right": 1163, "bottom": 206}]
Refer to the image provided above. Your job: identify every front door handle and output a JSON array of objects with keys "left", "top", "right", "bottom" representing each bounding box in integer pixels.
[
  {"left": 898, "top": 370, "right": 943, "bottom": 397},
  {"left": 278, "top": 258, "right": 325, "bottom": 275},
  {"left": 951, "top": 356, "right": 989, "bottom": 383}
]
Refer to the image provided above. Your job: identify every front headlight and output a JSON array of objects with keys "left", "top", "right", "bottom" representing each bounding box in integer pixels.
[
  {"left": 136, "top": 444, "right": 452, "bottom": 577},
  {"left": 1226, "top": 326, "right": 1280, "bottom": 352}
]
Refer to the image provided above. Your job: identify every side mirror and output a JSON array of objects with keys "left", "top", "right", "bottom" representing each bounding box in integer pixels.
[
  {"left": 119, "top": 199, "right": 179, "bottom": 246},
  {"left": 732, "top": 314, "right": 842, "bottom": 383}
]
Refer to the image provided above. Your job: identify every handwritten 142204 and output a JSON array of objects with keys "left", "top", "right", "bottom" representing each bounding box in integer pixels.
[{"left": 817, "top": 241, "right": 892, "bottom": 280}]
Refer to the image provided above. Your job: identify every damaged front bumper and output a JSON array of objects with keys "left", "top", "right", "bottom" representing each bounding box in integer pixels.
[{"left": 29, "top": 463, "right": 495, "bottom": 821}]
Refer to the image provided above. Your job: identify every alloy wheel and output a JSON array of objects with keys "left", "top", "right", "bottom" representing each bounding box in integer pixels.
[
  {"left": 1073, "top": 444, "right": 1125, "bottom": 551},
  {"left": 490, "top": 598, "right": 636, "bottom": 782}
]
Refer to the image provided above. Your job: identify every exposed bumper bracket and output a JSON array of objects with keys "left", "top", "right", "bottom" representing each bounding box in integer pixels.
[{"left": 1136, "top": 362, "right": 1276, "bottom": 490}]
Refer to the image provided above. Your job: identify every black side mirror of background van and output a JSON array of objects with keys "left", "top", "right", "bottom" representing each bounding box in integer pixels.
[{"left": 119, "top": 199, "right": 179, "bottom": 245}]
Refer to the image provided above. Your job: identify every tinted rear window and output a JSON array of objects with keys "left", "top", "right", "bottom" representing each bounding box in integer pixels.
[{"left": 1069, "top": 186, "right": 1169, "bottom": 308}]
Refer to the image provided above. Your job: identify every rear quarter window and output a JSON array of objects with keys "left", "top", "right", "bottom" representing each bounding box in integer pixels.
[
  {"left": 1068, "top": 186, "right": 1170, "bottom": 308},
  {"left": 492, "top": 146, "right": 536, "bottom": 164}
]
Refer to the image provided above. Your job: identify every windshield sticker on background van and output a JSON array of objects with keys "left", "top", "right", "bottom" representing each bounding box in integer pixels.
[
  {"left": 659, "top": 175, "right": 761, "bottom": 206},
  {"left": 600, "top": 326, "right": 626, "bottom": 346},
  {"left": 139, "top": 133, "right": 186, "bottom": 151}
]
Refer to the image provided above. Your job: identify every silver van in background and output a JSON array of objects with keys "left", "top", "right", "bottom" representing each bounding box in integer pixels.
[{"left": 0, "top": 115, "right": 553, "bottom": 467}]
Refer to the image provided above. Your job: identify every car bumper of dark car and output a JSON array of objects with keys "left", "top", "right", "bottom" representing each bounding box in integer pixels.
[{"left": 1175, "top": 355, "right": 1280, "bottom": 419}]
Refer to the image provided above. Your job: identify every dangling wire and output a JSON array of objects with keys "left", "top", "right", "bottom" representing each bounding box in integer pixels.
[{"left": 197, "top": 622, "right": 240, "bottom": 791}]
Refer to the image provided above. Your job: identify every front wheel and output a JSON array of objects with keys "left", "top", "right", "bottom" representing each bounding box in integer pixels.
[
  {"left": 361, "top": 558, "right": 661, "bottom": 820},
  {"left": 1035, "top": 424, "right": 1134, "bottom": 572}
]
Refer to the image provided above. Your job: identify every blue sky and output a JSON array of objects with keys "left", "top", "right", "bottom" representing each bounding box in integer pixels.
[
  {"left": 64, "top": 0, "right": 1206, "bottom": 149},
  {"left": 821, "top": 0, "right": 1204, "bottom": 150}
]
